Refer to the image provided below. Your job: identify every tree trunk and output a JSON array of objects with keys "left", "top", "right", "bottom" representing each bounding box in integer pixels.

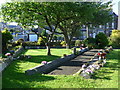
[
  {"left": 0, "top": 30, "right": 2, "bottom": 57},
  {"left": 63, "top": 34, "right": 71, "bottom": 49},
  {"left": 104, "top": 24, "right": 107, "bottom": 36},
  {"left": 46, "top": 42, "right": 51, "bottom": 56},
  {"left": 59, "top": 25, "right": 71, "bottom": 49},
  {"left": 46, "top": 34, "right": 54, "bottom": 56}
]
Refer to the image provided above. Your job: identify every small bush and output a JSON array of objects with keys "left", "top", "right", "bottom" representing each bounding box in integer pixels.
[
  {"left": 16, "top": 38, "right": 24, "bottom": 45},
  {"left": 71, "top": 41, "right": 75, "bottom": 47},
  {"left": 95, "top": 33, "right": 109, "bottom": 49},
  {"left": 22, "top": 41, "right": 41, "bottom": 47},
  {"left": 37, "top": 37, "right": 46, "bottom": 46},
  {"left": 50, "top": 42, "right": 61, "bottom": 47},
  {"left": 75, "top": 40, "right": 82, "bottom": 46},
  {"left": 60, "top": 41, "right": 66, "bottom": 46},
  {"left": 109, "top": 30, "right": 120, "bottom": 48},
  {"left": 2, "top": 28, "right": 13, "bottom": 52},
  {"left": 83, "top": 38, "right": 96, "bottom": 48}
]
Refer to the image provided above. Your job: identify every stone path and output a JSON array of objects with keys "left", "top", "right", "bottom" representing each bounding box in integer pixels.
[{"left": 48, "top": 49, "right": 99, "bottom": 75}]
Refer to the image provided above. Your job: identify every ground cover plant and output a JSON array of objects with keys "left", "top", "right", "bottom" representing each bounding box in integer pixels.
[{"left": 2, "top": 49, "right": 119, "bottom": 88}]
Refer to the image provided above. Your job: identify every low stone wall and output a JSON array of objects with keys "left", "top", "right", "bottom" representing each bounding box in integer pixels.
[
  {"left": 74, "top": 47, "right": 113, "bottom": 79},
  {"left": 25, "top": 48, "right": 89, "bottom": 75},
  {"left": 1, "top": 47, "right": 24, "bottom": 72}
]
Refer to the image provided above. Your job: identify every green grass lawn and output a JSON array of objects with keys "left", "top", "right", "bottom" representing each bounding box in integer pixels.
[{"left": 2, "top": 49, "right": 119, "bottom": 88}]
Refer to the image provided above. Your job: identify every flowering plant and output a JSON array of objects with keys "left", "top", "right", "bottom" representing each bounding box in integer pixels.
[
  {"left": 82, "top": 64, "right": 86, "bottom": 69},
  {"left": 93, "top": 64, "right": 100, "bottom": 70},
  {"left": 41, "top": 61, "right": 47, "bottom": 65},
  {"left": 84, "top": 69, "right": 93, "bottom": 74},
  {"left": 5, "top": 53, "right": 11, "bottom": 56}
]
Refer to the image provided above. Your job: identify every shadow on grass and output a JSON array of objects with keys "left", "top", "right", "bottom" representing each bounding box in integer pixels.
[
  {"left": 92, "top": 50, "right": 120, "bottom": 80},
  {"left": 18, "top": 49, "right": 61, "bottom": 63},
  {"left": 2, "top": 61, "right": 55, "bottom": 88},
  {"left": 19, "top": 55, "right": 61, "bottom": 63},
  {"left": 106, "top": 50, "right": 120, "bottom": 60}
]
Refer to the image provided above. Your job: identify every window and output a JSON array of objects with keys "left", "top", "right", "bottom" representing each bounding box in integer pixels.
[
  {"left": 90, "top": 24, "right": 92, "bottom": 27},
  {"left": 106, "top": 23, "right": 109, "bottom": 29},
  {"left": 112, "top": 22, "right": 114, "bottom": 28},
  {"left": 99, "top": 25, "right": 102, "bottom": 28},
  {"left": 83, "top": 25, "right": 86, "bottom": 28}
]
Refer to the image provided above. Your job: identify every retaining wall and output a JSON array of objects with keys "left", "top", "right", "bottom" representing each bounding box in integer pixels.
[
  {"left": 25, "top": 48, "right": 89, "bottom": 75},
  {"left": 0, "top": 47, "right": 24, "bottom": 72}
]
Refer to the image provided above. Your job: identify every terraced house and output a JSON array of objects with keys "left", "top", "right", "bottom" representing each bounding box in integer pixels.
[{"left": 80, "top": 12, "right": 118, "bottom": 40}]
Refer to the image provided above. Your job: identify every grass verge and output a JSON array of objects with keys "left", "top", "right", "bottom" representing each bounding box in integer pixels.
[{"left": 2, "top": 49, "right": 119, "bottom": 88}]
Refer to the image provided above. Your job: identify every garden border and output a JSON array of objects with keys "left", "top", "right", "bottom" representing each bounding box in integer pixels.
[
  {"left": 0, "top": 47, "right": 24, "bottom": 72},
  {"left": 25, "top": 48, "right": 89, "bottom": 75}
]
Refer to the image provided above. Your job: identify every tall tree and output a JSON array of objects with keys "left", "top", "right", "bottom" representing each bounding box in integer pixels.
[
  {"left": 0, "top": 30, "right": 2, "bottom": 57},
  {"left": 57, "top": 2, "right": 99, "bottom": 48},
  {"left": 1, "top": 2, "right": 81, "bottom": 55},
  {"left": 85, "top": 1, "right": 113, "bottom": 37}
]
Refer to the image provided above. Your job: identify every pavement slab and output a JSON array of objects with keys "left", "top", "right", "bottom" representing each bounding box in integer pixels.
[{"left": 48, "top": 49, "right": 99, "bottom": 75}]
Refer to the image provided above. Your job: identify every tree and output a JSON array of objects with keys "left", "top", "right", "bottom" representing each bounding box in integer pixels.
[
  {"left": 95, "top": 32, "right": 109, "bottom": 48},
  {"left": 58, "top": 19, "right": 82, "bottom": 48},
  {"left": 2, "top": 28, "right": 13, "bottom": 53},
  {"left": 57, "top": 2, "right": 111, "bottom": 48},
  {"left": 0, "top": 30, "right": 2, "bottom": 57},
  {"left": 82, "top": 1, "right": 113, "bottom": 37},
  {"left": 1, "top": 2, "right": 113, "bottom": 52},
  {"left": 1, "top": 2, "right": 78, "bottom": 55},
  {"left": 10, "top": 28, "right": 15, "bottom": 34},
  {"left": 2, "top": 2, "right": 94, "bottom": 54}
]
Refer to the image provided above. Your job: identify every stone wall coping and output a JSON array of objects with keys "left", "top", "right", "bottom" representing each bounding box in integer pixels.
[{"left": 25, "top": 48, "right": 89, "bottom": 75}]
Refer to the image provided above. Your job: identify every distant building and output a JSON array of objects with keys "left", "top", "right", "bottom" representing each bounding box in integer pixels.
[
  {"left": 80, "top": 12, "right": 118, "bottom": 40},
  {"left": 118, "top": 2, "right": 120, "bottom": 30},
  {"left": 0, "top": 22, "right": 23, "bottom": 31}
]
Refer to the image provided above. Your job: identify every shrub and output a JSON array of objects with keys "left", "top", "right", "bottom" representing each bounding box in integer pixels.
[
  {"left": 22, "top": 41, "right": 41, "bottom": 47},
  {"left": 60, "top": 41, "right": 66, "bottom": 46},
  {"left": 50, "top": 42, "right": 61, "bottom": 47},
  {"left": 37, "top": 37, "right": 46, "bottom": 46},
  {"left": 71, "top": 41, "right": 75, "bottom": 47},
  {"left": 84, "top": 38, "right": 96, "bottom": 44},
  {"left": 12, "top": 42, "right": 20, "bottom": 47},
  {"left": 83, "top": 38, "right": 96, "bottom": 48},
  {"left": 75, "top": 40, "right": 82, "bottom": 46},
  {"left": 2, "top": 28, "right": 13, "bottom": 53},
  {"left": 95, "top": 32, "right": 109, "bottom": 48},
  {"left": 16, "top": 38, "right": 24, "bottom": 45},
  {"left": 109, "top": 30, "right": 120, "bottom": 48}
]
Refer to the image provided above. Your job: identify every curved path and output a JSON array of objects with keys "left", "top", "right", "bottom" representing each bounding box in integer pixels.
[{"left": 48, "top": 49, "right": 99, "bottom": 75}]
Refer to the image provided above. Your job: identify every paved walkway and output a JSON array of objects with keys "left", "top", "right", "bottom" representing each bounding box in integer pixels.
[{"left": 49, "top": 49, "right": 99, "bottom": 75}]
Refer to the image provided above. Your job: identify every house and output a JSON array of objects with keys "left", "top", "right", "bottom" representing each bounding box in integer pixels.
[{"left": 80, "top": 12, "right": 118, "bottom": 40}]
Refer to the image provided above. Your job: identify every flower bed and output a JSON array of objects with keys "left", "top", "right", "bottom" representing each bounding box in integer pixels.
[
  {"left": 74, "top": 46, "right": 113, "bottom": 79},
  {"left": 1, "top": 46, "right": 24, "bottom": 72}
]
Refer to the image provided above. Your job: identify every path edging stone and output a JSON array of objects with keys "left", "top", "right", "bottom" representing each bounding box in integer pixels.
[{"left": 25, "top": 48, "right": 89, "bottom": 75}]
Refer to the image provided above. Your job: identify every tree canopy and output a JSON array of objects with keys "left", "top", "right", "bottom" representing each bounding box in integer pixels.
[{"left": 1, "top": 2, "right": 113, "bottom": 53}]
